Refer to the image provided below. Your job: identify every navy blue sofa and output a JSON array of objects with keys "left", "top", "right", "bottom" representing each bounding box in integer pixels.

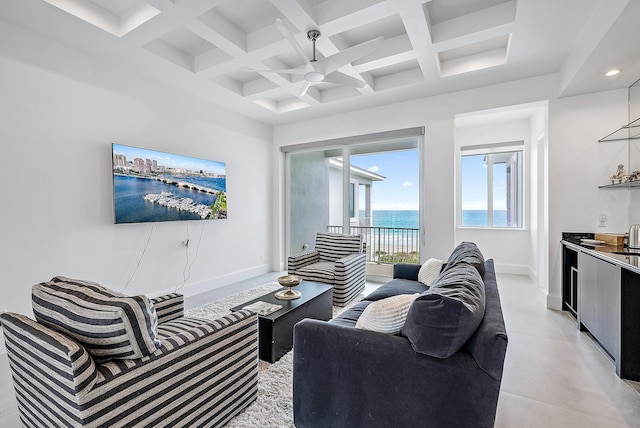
[{"left": 293, "top": 248, "right": 507, "bottom": 428}]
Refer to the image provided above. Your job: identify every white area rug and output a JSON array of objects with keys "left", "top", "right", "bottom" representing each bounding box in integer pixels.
[{"left": 185, "top": 283, "right": 361, "bottom": 428}]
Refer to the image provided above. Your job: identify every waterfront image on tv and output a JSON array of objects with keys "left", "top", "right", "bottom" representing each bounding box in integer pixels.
[{"left": 112, "top": 144, "right": 227, "bottom": 224}]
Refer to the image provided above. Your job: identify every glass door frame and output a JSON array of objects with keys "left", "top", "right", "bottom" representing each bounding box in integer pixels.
[{"left": 282, "top": 127, "right": 426, "bottom": 266}]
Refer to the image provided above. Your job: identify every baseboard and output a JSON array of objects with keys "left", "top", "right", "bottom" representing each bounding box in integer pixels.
[
  {"left": 153, "top": 264, "right": 273, "bottom": 298},
  {"left": 494, "top": 263, "right": 529, "bottom": 276},
  {"left": 546, "top": 293, "right": 562, "bottom": 310}
]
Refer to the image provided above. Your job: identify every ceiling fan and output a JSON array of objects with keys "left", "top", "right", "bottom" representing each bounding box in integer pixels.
[{"left": 255, "top": 19, "right": 383, "bottom": 96}]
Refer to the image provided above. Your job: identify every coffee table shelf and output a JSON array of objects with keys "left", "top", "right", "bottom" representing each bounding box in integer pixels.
[{"left": 230, "top": 281, "right": 332, "bottom": 363}]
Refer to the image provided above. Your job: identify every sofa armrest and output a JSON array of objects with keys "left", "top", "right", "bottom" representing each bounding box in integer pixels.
[
  {"left": 293, "top": 318, "right": 500, "bottom": 428},
  {"left": 287, "top": 250, "right": 319, "bottom": 274},
  {"left": 393, "top": 263, "right": 421, "bottom": 280},
  {"left": 151, "top": 293, "right": 184, "bottom": 324}
]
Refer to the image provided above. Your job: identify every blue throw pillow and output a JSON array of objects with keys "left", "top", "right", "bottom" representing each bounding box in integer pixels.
[
  {"left": 402, "top": 262, "right": 486, "bottom": 358},
  {"left": 444, "top": 242, "right": 485, "bottom": 276}
]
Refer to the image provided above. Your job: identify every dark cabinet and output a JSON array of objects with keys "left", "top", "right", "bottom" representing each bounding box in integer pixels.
[{"left": 562, "top": 246, "right": 579, "bottom": 316}]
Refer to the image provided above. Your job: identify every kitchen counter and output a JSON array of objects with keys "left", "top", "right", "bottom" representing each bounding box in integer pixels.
[
  {"left": 561, "top": 232, "right": 640, "bottom": 381},
  {"left": 561, "top": 232, "right": 640, "bottom": 275}
]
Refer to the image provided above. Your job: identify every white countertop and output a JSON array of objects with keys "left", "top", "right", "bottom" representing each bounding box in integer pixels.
[{"left": 562, "top": 240, "right": 640, "bottom": 275}]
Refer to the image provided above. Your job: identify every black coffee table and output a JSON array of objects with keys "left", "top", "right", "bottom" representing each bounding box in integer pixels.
[{"left": 230, "top": 280, "right": 332, "bottom": 363}]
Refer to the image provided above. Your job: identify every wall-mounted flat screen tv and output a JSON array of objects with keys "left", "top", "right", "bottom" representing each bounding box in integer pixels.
[{"left": 112, "top": 144, "right": 227, "bottom": 224}]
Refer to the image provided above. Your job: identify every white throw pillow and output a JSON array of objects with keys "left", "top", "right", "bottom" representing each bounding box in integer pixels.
[
  {"left": 418, "top": 258, "right": 444, "bottom": 286},
  {"left": 355, "top": 293, "right": 420, "bottom": 334}
]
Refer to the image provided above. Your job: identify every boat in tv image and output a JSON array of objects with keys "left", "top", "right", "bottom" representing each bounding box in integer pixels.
[{"left": 112, "top": 144, "right": 227, "bottom": 224}]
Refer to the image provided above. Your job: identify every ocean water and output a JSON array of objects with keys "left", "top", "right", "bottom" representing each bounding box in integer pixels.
[
  {"left": 113, "top": 175, "right": 225, "bottom": 223},
  {"left": 461, "top": 210, "right": 508, "bottom": 227},
  {"left": 371, "top": 210, "right": 419, "bottom": 229},
  {"left": 368, "top": 209, "right": 508, "bottom": 228}
]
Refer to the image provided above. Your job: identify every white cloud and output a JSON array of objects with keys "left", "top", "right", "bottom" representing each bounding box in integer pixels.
[
  {"left": 401, "top": 181, "right": 412, "bottom": 187},
  {"left": 367, "top": 166, "right": 380, "bottom": 172}
]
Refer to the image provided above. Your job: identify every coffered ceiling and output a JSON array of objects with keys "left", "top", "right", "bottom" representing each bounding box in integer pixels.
[{"left": 1, "top": 0, "right": 639, "bottom": 125}]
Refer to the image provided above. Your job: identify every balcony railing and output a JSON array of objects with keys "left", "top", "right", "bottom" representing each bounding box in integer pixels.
[{"left": 327, "top": 225, "right": 420, "bottom": 264}]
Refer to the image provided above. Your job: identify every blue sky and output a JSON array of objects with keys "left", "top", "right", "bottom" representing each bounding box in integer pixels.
[
  {"left": 461, "top": 154, "right": 506, "bottom": 210},
  {"left": 113, "top": 144, "right": 225, "bottom": 175},
  {"left": 349, "top": 150, "right": 504, "bottom": 211},
  {"left": 350, "top": 150, "right": 419, "bottom": 210}
]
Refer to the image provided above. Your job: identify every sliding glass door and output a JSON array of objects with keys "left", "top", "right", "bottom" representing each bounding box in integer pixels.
[{"left": 285, "top": 128, "right": 424, "bottom": 277}]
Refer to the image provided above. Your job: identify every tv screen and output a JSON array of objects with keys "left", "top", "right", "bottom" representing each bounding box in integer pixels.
[{"left": 112, "top": 144, "right": 227, "bottom": 224}]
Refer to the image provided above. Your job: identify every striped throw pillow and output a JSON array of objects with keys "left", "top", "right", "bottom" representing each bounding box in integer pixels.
[
  {"left": 355, "top": 293, "right": 420, "bottom": 334},
  {"left": 418, "top": 258, "right": 444, "bottom": 286},
  {"left": 32, "top": 276, "right": 160, "bottom": 361}
]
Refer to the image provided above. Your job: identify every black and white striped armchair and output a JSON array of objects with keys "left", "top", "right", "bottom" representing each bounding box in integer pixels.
[
  {"left": 288, "top": 232, "right": 366, "bottom": 307},
  {"left": 0, "top": 276, "right": 258, "bottom": 428}
]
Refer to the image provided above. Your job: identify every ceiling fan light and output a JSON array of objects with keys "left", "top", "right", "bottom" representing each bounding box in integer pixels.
[{"left": 305, "top": 71, "right": 325, "bottom": 82}]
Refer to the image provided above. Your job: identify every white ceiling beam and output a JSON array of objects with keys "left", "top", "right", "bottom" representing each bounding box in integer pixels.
[
  {"left": 432, "top": 22, "right": 514, "bottom": 53},
  {"left": 430, "top": 1, "right": 516, "bottom": 45},
  {"left": 192, "top": 10, "right": 246, "bottom": 53},
  {"left": 397, "top": 0, "right": 440, "bottom": 85},
  {"left": 123, "top": 0, "right": 226, "bottom": 45},
  {"left": 314, "top": 0, "right": 394, "bottom": 33},
  {"left": 373, "top": 67, "right": 424, "bottom": 92},
  {"left": 269, "top": 0, "right": 319, "bottom": 31}
]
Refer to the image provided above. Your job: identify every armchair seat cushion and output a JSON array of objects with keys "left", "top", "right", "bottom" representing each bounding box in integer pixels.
[
  {"left": 31, "top": 276, "right": 160, "bottom": 362},
  {"left": 295, "top": 261, "right": 336, "bottom": 283}
]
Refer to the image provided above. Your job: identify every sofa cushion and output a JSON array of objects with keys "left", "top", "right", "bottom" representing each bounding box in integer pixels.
[
  {"left": 364, "top": 278, "right": 428, "bottom": 302},
  {"left": 402, "top": 262, "right": 486, "bottom": 358},
  {"left": 330, "top": 301, "right": 371, "bottom": 328},
  {"left": 417, "top": 258, "right": 444, "bottom": 286},
  {"left": 444, "top": 242, "right": 485, "bottom": 276},
  {"left": 356, "top": 293, "right": 420, "bottom": 334},
  {"left": 32, "top": 276, "right": 160, "bottom": 361}
]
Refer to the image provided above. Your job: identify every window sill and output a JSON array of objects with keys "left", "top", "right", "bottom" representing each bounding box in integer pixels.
[{"left": 458, "top": 226, "right": 527, "bottom": 231}]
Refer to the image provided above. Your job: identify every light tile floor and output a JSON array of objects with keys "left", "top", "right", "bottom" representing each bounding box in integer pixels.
[{"left": 1, "top": 273, "right": 639, "bottom": 427}]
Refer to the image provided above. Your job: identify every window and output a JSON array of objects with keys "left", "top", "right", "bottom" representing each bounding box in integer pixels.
[{"left": 460, "top": 144, "right": 523, "bottom": 228}]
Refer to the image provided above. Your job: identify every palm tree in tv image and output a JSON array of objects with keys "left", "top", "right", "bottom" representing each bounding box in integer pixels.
[{"left": 210, "top": 190, "right": 227, "bottom": 219}]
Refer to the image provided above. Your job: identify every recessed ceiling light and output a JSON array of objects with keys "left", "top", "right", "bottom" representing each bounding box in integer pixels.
[{"left": 605, "top": 68, "right": 622, "bottom": 77}]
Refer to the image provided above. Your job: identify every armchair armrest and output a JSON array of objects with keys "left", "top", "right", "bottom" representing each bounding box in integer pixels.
[
  {"left": 287, "top": 250, "right": 320, "bottom": 274},
  {"left": 393, "top": 263, "right": 421, "bottom": 280},
  {"left": 1, "top": 313, "right": 98, "bottom": 398},
  {"left": 151, "top": 293, "right": 184, "bottom": 324},
  {"left": 335, "top": 253, "right": 366, "bottom": 280}
]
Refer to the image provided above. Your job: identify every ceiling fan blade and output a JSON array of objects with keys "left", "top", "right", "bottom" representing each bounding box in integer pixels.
[
  {"left": 300, "top": 81, "right": 313, "bottom": 96},
  {"left": 322, "top": 71, "right": 368, "bottom": 88},
  {"left": 275, "top": 19, "right": 311, "bottom": 67},
  {"left": 318, "top": 37, "right": 383, "bottom": 75}
]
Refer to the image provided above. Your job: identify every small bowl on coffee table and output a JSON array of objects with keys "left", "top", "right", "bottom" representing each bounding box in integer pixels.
[{"left": 275, "top": 275, "right": 302, "bottom": 300}]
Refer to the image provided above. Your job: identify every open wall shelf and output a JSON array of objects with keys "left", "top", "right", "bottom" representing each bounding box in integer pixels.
[
  {"left": 599, "top": 180, "right": 640, "bottom": 189},
  {"left": 598, "top": 118, "right": 640, "bottom": 142}
]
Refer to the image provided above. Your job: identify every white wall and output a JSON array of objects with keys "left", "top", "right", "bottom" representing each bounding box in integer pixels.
[
  {"left": 274, "top": 75, "right": 633, "bottom": 311},
  {"left": 274, "top": 75, "right": 559, "bottom": 266},
  {"left": 0, "top": 19, "right": 273, "bottom": 332},
  {"left": 547, "top": 88, "right": 629, "bottom": 308}
]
